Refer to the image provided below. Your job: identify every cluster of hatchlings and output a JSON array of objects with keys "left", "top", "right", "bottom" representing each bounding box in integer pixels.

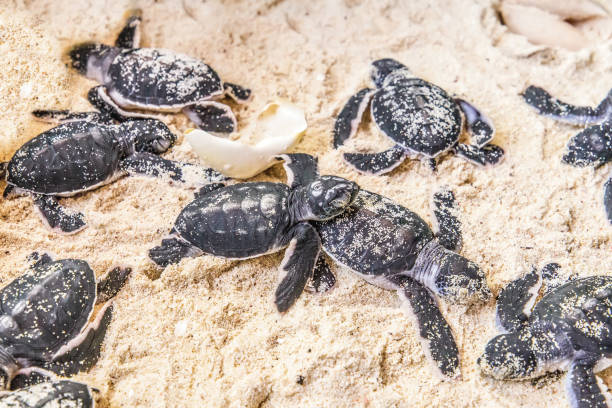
[{"left": 0, "top": 11, "right": 610, "bottom": 408}]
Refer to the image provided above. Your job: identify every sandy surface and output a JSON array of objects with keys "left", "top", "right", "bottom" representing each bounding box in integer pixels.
[{"left": 1, "top": 1, "right": 611, "bottom": 407}]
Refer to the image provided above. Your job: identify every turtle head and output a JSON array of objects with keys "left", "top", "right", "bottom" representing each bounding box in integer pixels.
[
  {"left": 295, "top": 176, "right": 359, "bottom": 221},
  {"left": 123, "top": 119, "right": 177, "bottom": 154},
  {"left": 371, "top": 58, "right": 413, "bottom": 88},
  {"left": 434, "top": 250, "right": 491, "bottom": 304},
  {"left": 478, "top": 333, "right": 536, "bottom": 380},
  {"left": 69, "top": 42, "right": 114, "bottom": 82}
]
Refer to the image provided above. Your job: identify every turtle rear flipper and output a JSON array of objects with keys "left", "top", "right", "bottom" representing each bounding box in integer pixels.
[
  {"left": 223, "top": 82, "right": 252, "bottom": 104},
  {"left": 10, "top": 366, "right": 56, "bottom": 390},
  {"left": 495, "top": 268, "right": 541, "bottom": 332},
  {"left": 343, "top": 145, "right": 406, "bottom": 175},
  {"left": 392, "top": 275, "right": 460, "bottom": 380},
  {"left": 277, "top": 153, "right": 319, "bottom": 188},
  {"left": 183, "top": 102, "right": 237, "bottom": 134},
  {"left": 96, "top": 266, "right": 132, "bottom": 304},
  {"left": 115, "top": 10, "right": 142, "bottom": 49},
  {"left": 431, "top": 187, "right": 462, "bottom": 252},
  {"left": 333, "top": 88, "right": 375, "bottom": 148},
  {"left": 455, "top": 98, "right": 494, "bottom": 147},
  {"left": 306, "top": 255, "right": 336, "bottom": 294},
  {"left": 274, "top": 223, "right": 320, "bottom": 313},
  {"left": 562, "top": 123, "right": 612, "bottom": 167},
  {"left": 148, "top": 236, "right": 202, "bottom": 267},
  {"left": 33, "top": 195, "right": 86, "bottom": 235},
  {"left": 566, "top": 356, "right": 611, "bottom": 408},
  {"left": 31, "top": 109, "right": 109, "bottom": 124},
  {"left": 604, "top": 175, "right": 612, "bottom": 224},
  {"left": 454, "top": 143, "right": 504, "bottom": 167}
]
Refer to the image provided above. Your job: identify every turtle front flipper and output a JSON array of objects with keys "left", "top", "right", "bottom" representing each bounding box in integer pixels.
[
  {"left": 115, "top": 10, "right": 142, "bottom": 49},
  {"left": 562, "top": 123, "right": 612, "bottom": 167},
  {"left": 33, "top": 195, "right": 86, "bottom": 235},
  {"left": 121, "top": 152, "right": 226, "bottom": 186},
  {"left": 455, "top": 98, "right": 495, "bottom": 147},
  {"left": 45, "top": 303, "right": 113, "bottom": 377},
  {"left": 2, "top": 380, "right": 94, "bottom": 408},
  {"left": 277, "top": 153, "right": 319, "bottom": 188},
  {"left": 306, "top": 255, "right": 336, "bottom": 294},
  {"left": 604, "top": 174, "right": 612, "bottom": 224},
  {"left": 194, "top": 183, "right": 225, "bottom": 199},
  {"left": 566, "top": 356, "right": 611, "bottom": 408},
  {"left": 522, "top": 86, "right": 611, "bottom": 125},
  {"left": 495, "top": 268, "right": 541, "bottom": 332},
  {"left": 275, "top": 223, "right": 321, "bottom": 313},
  {"left": 343, "top": 145, "right": 406, "bottom": 175},
  {"left": 392, "top": 275, "right": 460, "bottom": 380},
  {"left": 431, "top": 187, "right": 462, "bottom": 252},
  {"left": 26, "top": 252, "right": 53, "bottom": 269},
  {"left": 454, "top": 143, "right": 504, "bottom": 167},
  {"left": 32, "top": 109, "right": 110, "bottom": 124},
  {"left": 223, "top": 82, "right": 252, "bottom": 104},
  {"left": 333, "top": 88, "right": 375, "bottom": 148},
  {"left": 96, "top": 266, "right": 132, "bottom": 304},
  {"left": 183, "top": 102, "right": 237, "bottom": 134}
]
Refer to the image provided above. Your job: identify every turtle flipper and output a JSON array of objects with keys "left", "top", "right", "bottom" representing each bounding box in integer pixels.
[
  {"left": 454, "top": 143, "right": 504, "bottom": 167},
  {"left": 343, "top": 145, "right": 406, "bottom": 175},
  {"left": 26, "top": 252, "right": 53, "bottom": 269},
  {"left": 45, "top": 303, "right": 113, "bottom": 376},
  {"left": 121, "top": 152, "right": 226, "bottom": 185},
  {"left": 9, "top": 367, "right": 56, "bottom": 390},
  {"left": 604, "top": 175, "right": 612, "bottom": 224},
  {"left": 31, "top": 109, "right": 109, "bottom": 124},
  {"left": 194, "top": 183, "right": 225, "bottom": 199},
  {"left": 223, "top": 82, "right": 252, "bottom": 103},
  {"left": 392, "top": 275, "right": 460, "bottom": 380},
  {"left": 333, "top": 88, "right": 375, "bottom": 148},
  {"left": 149, "top": 236, "right": 202, "bottom": 267},
  {"left": 32, "top": 195, "right": 86, "bottom": 235},
  {"left": 183, "top": 102, "right": 237, "bottom": 134},
  {"left": 275, "top": 223, "right": 320, "bottom": 312},
  {"left": 431, "top": 187, "right": 462, "bottom": 252},
  {"left": 495, "top": 268, "right": 541, "bottom": 332},
  {"left": 522, "top": 86, "right": 611, "bottom": 125},
  {"left": 115, "top": 10, "right": 142, "bottom": 48},
  {"left": 455, "top": 98, "right": 495, "bottom": 147},
  {"left": 88, "top": 86, "right": 158, "bottom": 121},
  {"left": 277, "top": 153, "right": 319, "bottom": 188},
  {"left": 562, "top": 123, "right": 612, "bottom": 167},
  {"left": 96, "top": 266, "right": 131, "bottom": 304},
  {"left": 566, "top": 357, "right": 611, "bottom": 408},
  {"left": 307, "top": 255, "right": 336, "bottom": 293},
  {"left": 2, "top": 380, "right": 94, "bottom": 408},
  {"left": 540, "top": 262, "right": 564, "bottom": 295}
]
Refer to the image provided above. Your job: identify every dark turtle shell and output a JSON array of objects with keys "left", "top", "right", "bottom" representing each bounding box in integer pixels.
[
  {"left": 0, "top": 260, "right": 96, "bottom": 361},
  {"left": 372, "top": 78, "right": 462, "bottom": 157},
  {"left": 7, "top": 121, "right": 123, "bottom": 195},
  {"left": 174, "top": 182, "right": 292, "bottom": 258},
  {"left": 107, "top": 48, "right": 223, "bottom": 108},
  {"left": 531, "top": 276, "right": 612, "bottom": 353},
  {"left": 315, "top": 190, "right": 434, "bottom": 277}
]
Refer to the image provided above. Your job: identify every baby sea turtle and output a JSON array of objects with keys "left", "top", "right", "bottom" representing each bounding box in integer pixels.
[
  {"left": 0, "top": 110, "right": 224, "bottom": 234},
  {"left": 0, "top": 253, "right": 130, "bottom": 390},
  {"left": 479, "top": 264, "right": 612, "bottom": 408},
  {"left": 69, "top": 11, "right": 251, "bottom": 134},
  {"left": 0, "top": 380, "right": 94, "bottom": 408},
  {"left": 333, "top": 58, "right": 505, "bottom": 174},
  {"left": 522, "top": 86, "right": 612, "bottom": 224},
  {"left": 149, "top": 154, "right": 359, "bottom": 312}
]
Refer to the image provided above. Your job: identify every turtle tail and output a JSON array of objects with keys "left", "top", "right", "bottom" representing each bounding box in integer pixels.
[{"left": 148, "top": 237, "right": 199, "bottom": 267}]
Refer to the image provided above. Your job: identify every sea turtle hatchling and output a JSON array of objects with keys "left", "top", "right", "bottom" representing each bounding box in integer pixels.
[
  {"left": 522, "top": 86, "right": 612, "bottom": 224},
  {"left": 0, "top": 380, "right": 94, "bottom": 408},
  {"left": 69, "top": 11, "right": 251, "bottom": 134},
  {"left": 0, "top": 253, "right": 130, "bottom": 391},
  {"left": 333, "top": 58, "right": 505, "bottom": 174},
  {"left": 0, "top": 110, "right": 224, "bottom": 234},
  {"left": 479, "top": 264, "right": 612, "bottom": 408},
  {"left": 148, "top": 154, "right": 359, "bottom": 312}
]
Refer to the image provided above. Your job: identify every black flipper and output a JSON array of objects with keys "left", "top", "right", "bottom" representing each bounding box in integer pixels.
[
  {"left": 149, "top": 236, "right": 201, "bottom": 267},
  {"left": 31, "top": 109, "right": 109, "bottom": 124},
  {"left": 333, "top": 88, "right": 375, "bottom": 148},
  {"left": 307, "top": 256, "right": 336, "bottom": 294},
  {"left": 26, "top": 252, "right": 53, "bottom": 269},
  {"left": 194, "top": 183, "right": 225, "bottom": 199},
  {"left": 88, "top": 86, "right": 160, "bottom": 121},
  {"left": 121, "top": 152, "right": 227, "bottom": 185},
  {"left": 3, "top": 380, "right": 94, "bottom": 407},
  {"left": 223, "top": 82, "right": 252, "bottom": 103},
  {"left": 456, "top": 98, "right": 495, "bottom": 147},
  {"left": 540, "top": 262, "right": 563, "bottom": 295},
  {"left": 431, "top": 187, "right": 462, "bottom": 252},
  {"left": 32, "top": 195, "right": 86, "bottom": 235},
  {"left": 604, "top": 175, "right": 612, "bottom": 224},
  {"left": 495, "top": 268, "right": 541, "bottom": 332},
  {"left": 454, "top": 143, "right": 504, "bottom": 167},
  {"left": 275, "top": 223, "right": 321, "bottom": 313},
  {"left": 391, "top": 275, "right": 460, "bottom": 380},
  {"left": 9, "top": 367, "right": 56, "bottom": 390},
  {"left": 115, "top": 10, "right": 142, "bottom": 48},
  {"left": 45, "top": 303, "right": 113, "bottom": 376},
  {"left": 183, "top": 102, "right": 237, "bottom": 134},
  {"left": 96, "top": 266, "right": 132, "bottom": 304},
  {"left": 566, "top": 356, "right": 610, "bottom": 408},
  {"left": 562, "top": 123, "right": 612, "bottom": 167},
  {"left": 277, "top": 153, "right": 319, "bottom": 188},
  {"left": 343, "top": 145, "right": 406, "bottom": 175},
  {"left": 0, "top": 162, "right": 6, "bottom": 179},
  {"left": 426, "top": 158, "right": 438, "bottom": 172},
  {"left": 522, "top": 86, "right": 612, "bottom": 125}
]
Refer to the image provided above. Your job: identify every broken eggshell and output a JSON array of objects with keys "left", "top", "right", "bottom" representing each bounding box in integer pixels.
[{"left": 185, "top": 101, "right": 307, "bottom": 179}]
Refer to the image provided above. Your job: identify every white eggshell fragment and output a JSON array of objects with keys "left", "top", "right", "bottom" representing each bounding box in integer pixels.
[
  {"left": 185, "top": 101, "right": 307, "bottom": 179},
  {"left": 507, "top": 0, "right": 608, "bottom": 20}
]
